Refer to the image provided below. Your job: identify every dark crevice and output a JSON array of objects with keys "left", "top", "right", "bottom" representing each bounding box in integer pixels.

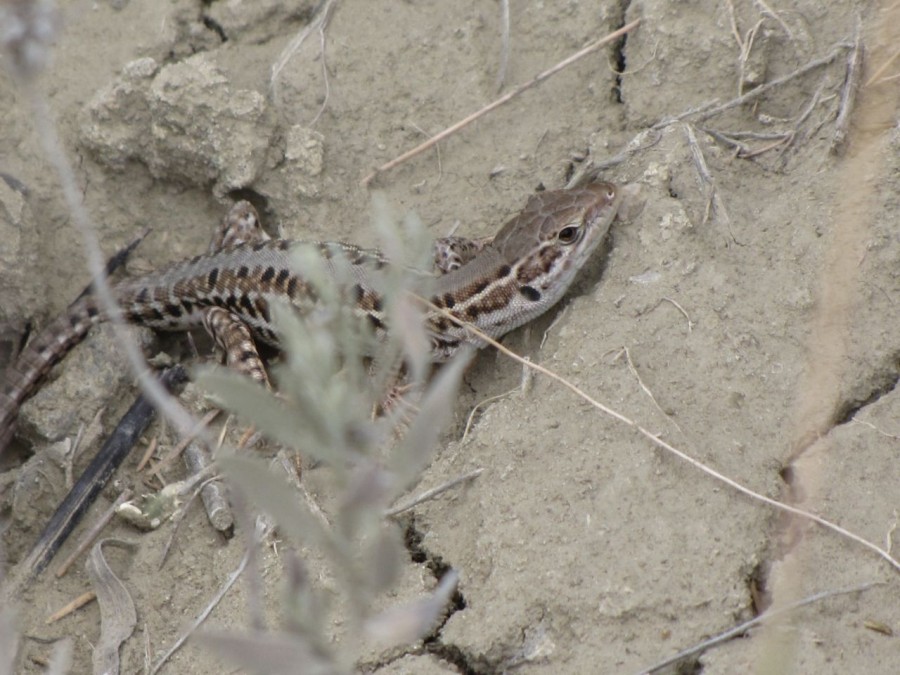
[
  {"left": 427, "top": 643, "right": 484, "bottom": 675},
  {"left": 778, "top": 464, "right": 794, "bottom": 484},
  {"left": 832, "top": 355, "right": 900, "bottom": 426},
  {"left": 676, "top": 659, "right": 704, "bottom": 674},
  {"left": 404, "top": 519, "right": 466, "bottom": 615},
  {"left": 609, "top": 0, "right": 633, "bottom": 104},
  {"left": 201, "top": 15, "right": 228, "bottom": 43},
  {"left": 403, "top": 517, "right": 491, "bottom": 674}
]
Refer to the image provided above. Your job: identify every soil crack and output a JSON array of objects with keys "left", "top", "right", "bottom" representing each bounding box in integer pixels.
[{"left": 833, "top": 352, "right": 900, "bottom": 426}]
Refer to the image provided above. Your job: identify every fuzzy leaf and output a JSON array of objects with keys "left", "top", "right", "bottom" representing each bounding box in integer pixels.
[
  {"left": 364, "top": 570, "right": 459, "bottom": 648},
  {"left": 390, "top": 348, "right": 473, "bottom": 490},
  {"left": 195, "top": 366, "right": 343, "bottom": 467},
  {"left": 196, "top": 630, "right": 338, "bottom": 675},
  {"left": 218, "top": 455, "right": 346, "bottom": 566}
]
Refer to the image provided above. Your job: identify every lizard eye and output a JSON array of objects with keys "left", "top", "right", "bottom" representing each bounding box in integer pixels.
[{"left": 558, "top": 225, "right": 580, "bottom": 244}]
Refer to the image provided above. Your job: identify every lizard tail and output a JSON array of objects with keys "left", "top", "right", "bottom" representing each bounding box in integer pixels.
[{"left": 0, "top": 297, "right": 104, "bottom": 453}]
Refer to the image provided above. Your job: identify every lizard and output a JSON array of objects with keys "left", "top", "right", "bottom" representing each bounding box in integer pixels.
[{"left": 0, "top": 180, "right": 635, "bottom": 452}]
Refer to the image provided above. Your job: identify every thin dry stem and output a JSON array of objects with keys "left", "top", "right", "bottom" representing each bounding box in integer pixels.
[
  {"left": 461, "top": 390, "right": 517, "bottom": 442},
  {"left": 863, "top": 45, "right": 900, "bottom": 86},
  {"left": 45, "top": 591, "right": 97, "bottom": 624},
  {"left": 684, "top": 124, "right": 738, "bottom": 243},
  {"left": 635, "top": 581, "right": 879, "bottom": 675},
  {"left": 158, "top": 474, "right": 224, "bottom": 569},
  {"left": 385, "top": 468, "right": 484, "bottom": 517},
  {"left": 615, "top": 347, "right": 682, "bottom": 434},
  {"left": 151, "top": 519, "right": 270, "bottom": 674},
  {"left": 148, "top": 409, "right": 220, "bottom": 479},
  {"left": 308, "top": 14, "right": 333, "bottom": 127},
  {"left": 850, "top": 416, "right": 900, "bottom": 440},
  {"left": 422, "top": 298, "right": 900, "bottom": 574},
  {"left": 753, "top": 0, "right": 794, "bottom": 40},
  {"left": 657, "top": 297, "right": 694, "bottom": 332},
  {"left": 270, "top": 0, "right": 337, "bottom": 109},
  {"left": 654, "top": 46, "right": 847, "bottom": 129},
  {"left": 566, "top": 128, "right": 662, "bottom": 188}
]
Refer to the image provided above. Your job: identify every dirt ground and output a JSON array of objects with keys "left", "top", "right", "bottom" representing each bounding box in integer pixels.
[{"left": 1, "top": 0, "right": 898, "bottom": 673}]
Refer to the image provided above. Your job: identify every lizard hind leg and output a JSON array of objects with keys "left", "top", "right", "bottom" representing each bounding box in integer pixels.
[
  {"left": 208, "top": 200, "right": 270, "bottom": 253},
  {"left": 202, "top": 307, "right": 270, "bottom": 387}
]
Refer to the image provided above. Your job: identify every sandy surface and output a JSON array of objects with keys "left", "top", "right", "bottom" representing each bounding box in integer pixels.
[{"left": 1, "top": 0, "right": 898, "bottom": 673}]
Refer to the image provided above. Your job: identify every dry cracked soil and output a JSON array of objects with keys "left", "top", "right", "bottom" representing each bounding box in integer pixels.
[{"left": 0, "top": 1, "right": 898, "bottom": 674}]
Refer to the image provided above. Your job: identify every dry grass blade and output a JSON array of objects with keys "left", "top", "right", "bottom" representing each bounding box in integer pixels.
[
  {"left": 753, "top": 0, "right": 794, "bottom": 40},
  {"left": 269, "top": 0, "right": 338, "bottom": 107},
  {"left": 86, "top": 539, "right": 138, "bottom": 675},
  {"left": 653, "top": 45, "right": 847, "bottom": 130}
]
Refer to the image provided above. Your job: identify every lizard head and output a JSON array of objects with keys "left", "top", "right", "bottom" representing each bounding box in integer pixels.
[{"left": 490, "top": 181, "right": 630, "bottom": 316}]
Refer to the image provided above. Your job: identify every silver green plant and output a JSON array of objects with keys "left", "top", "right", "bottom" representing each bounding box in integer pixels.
[{"left": 195, "top": 194, "right": 470, "bottom": 673}]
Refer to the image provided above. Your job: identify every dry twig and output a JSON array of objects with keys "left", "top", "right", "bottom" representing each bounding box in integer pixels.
[
  {"left": 361, "top": 19, "right": 642, "bottom": 186},
  {"left": 422, "top": 298, "right": 900, "bottom": 575},
  {"left": 614, "top": 347, "right": 682, "bottom": 434},
  {"left": 45, "top": 591, "right": 97, "bottom": 624},
  {"left": 151, "top": 518, "right": 270, "bottom": 674},
  {"left": 635, "top": 581, "right": 879, "bottom": 675},
  {"left": 832, "top": 20, "right": 863, "bottom": 154},
  {"left": 684, "top": 124, "right": 740, "bottom": 245},
  {"left": 461, "top": 390, "right": 517, "bottom": 442},
  {"left": 148, "top": 409, "right": 220, "bottom": 479},
  {"left": 183, "top": 441, "right": 233, "bottom": 534},
  {"left": 386, "top": 469, "right": 484, "bottom": 517},
  {"left": 270, "top": 0, "right": 338, "bottom": 116},
  {"left": 653, "top": 46, "right": 848, "bottom": 130}
]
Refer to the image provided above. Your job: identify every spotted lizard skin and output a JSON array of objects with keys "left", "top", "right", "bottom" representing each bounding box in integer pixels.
[{"left": 0, "top": 182, "right": 624, "bottom": 451}]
